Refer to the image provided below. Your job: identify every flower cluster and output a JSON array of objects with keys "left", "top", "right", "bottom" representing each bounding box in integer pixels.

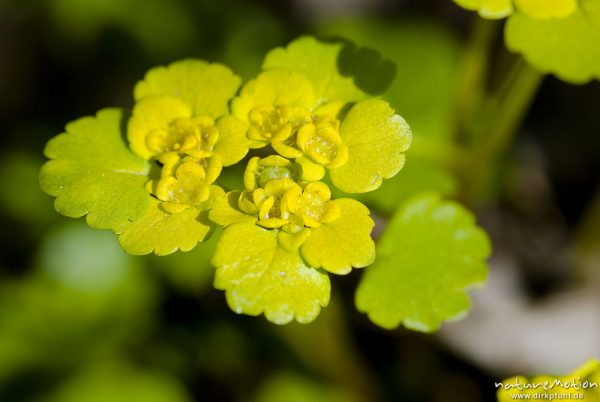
[{"left": 40, "top": 36, "right": 412, "bottom": 324}]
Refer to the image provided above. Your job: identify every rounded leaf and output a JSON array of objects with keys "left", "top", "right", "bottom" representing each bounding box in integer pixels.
[
  {"left": 330, "top": 99, "right": 412, "bottom": 193},
  {"left": 300, "top": 199, "right": 375, "bottom": 275},
  {"left": 118, "top": 186, "right": 224, "bottom": 255},
  {"left": 214, "top": 116, "right": 251, "bottom": 166},
  {"left": 355, "top": 193, "right": 491, "bottom": 332},
  {"left": 514, "top": 0, "right": 577, "bottom": 20},
  {"left": 209, "top": 191, "right": 257, "bottom": 226},
  {"left": 134, "top": 59, "right": 241, "bottom": 118},
  {"left": 263, "top": 36, "right": 395, "bottom": 101},
  {"left": 40, "top": 108, "right": 151, "bottom": 231},
  {"left": 506, "top": 0, "right": 600, "bottom": 83},
  {"left": 231, "top": 70, "right": 316, "bottom": 121},
  {"left": 212, "top": 222, "right": 330, "bottom": 324}
]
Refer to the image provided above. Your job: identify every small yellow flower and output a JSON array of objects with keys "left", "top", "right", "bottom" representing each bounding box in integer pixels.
[{"left": 232, "top": 70, "right": 411, "bottom": 193}]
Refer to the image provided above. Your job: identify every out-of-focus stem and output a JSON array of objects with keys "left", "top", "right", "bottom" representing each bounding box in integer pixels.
[
  {"left": 461, "top": 58, "right": 543, "bottom": 201},
  {"left": 452, "top": 18, "right": 501, "bottom": 142}
]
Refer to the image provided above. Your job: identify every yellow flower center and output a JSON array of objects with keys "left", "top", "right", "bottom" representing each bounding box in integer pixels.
[
  {"left": 246, "top": 103, "right": 348, "bottom": 170},
  {"left": 247, "top": 105, "right": 312, "bottom": 143},
  {"left": 238, "top": 162, "right": 340, "bottom": 230},
  {"left": 152, "top": 156, "right": 222, "bottom": 214},
  {"left": 144, "top": 116, "right": 222, "bottom": 212},
  {"left": 146, "top": 116, "right": 218, "bottom": 160}
]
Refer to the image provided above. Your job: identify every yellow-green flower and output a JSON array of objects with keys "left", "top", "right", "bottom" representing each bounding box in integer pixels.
[
  {"left": 128, "top": 60, "right": 250, "bottom": 213},
  {"left": 210, "top": 155, "right": 376, "bottom": 324},
  {"left": 212, "top": 155, "right": 375, "bottom": 272},
  {"left": 231, "top": 69, "right": 412, "bottom": 193}
]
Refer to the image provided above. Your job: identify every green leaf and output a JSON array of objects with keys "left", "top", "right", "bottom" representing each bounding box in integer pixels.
[
  {"left": 514, "top": 0, "right": 577, "bottom": 20},
  {"left": 505, "top": 0, "right": 600, "bottom": 83},
  {"left": 209, "top": 191, "right": 257, "bottom": 226},
  {"left": 118, "top": 186, "right": 223, "bottom": 255},
  {"left": 355, "top": 193, "right": 491, "bottom": 332},
  {"left": 453, "top": 0, "right": 513, "bottom": 18},
  {"left": 330, "top": 99, "right": 412, "bottom": 193},
  {"left": 300, "top": 199, "right": 375, "bottom": 275},
  {"left": 214, "top": 115, "right": 251, "bottom": 166},
  {"left": 263, "top": 36, "right": 395, "bottom": 101},
  {"left": 134, "top": 59, "right": 242, "bottom": 118},
  {"left": 40, "top": 108, "right": 151, "bottom": 231},
  {"left": 212, "top": 222, "right": 330, "bottom": 324}
]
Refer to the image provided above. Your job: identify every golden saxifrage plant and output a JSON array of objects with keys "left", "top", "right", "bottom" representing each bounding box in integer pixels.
[{"left": 40, "top": 37, "right": 491, "bottom": 327}]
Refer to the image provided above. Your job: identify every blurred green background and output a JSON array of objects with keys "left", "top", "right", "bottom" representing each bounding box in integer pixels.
[{"left": 1, "top": 0, "right": 599, "bottom": 401}]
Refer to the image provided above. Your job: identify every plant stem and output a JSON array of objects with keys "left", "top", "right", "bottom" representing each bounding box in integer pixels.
[
  {"left": 452, "top": 18, "right": 501, "bottom": 142},
  {"left": 461, "top": 58, "right": 544, "bottom": 201}
]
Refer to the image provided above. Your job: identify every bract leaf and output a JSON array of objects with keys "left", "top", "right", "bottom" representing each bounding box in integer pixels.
[
  {"left": 134, "top": 59, "right": 241, "bottom": 118},
  {"left": 40, "top": 108, "right": 151, "bottom": 231},
  {"left": 214, "top": 115, "right": 251, "bottom": 166},
  {"left": 212, "top": 222, "right": 330, "bottom": 324},
  {"left": 300, "top": 199, "right": 375, "bottom": 275},
  {"left": 263, "top": 36, "right": 395, "bottom": 101},
  {"left": 330, "top": 99, "right": 412, "bottom": 193},
  {"left": 453, "top": 0, "right": 514, "bottom": 18},
  {"left": 506, "top": 0, "right": 600, "bottom": 83},
  {"left": 231, "top": 69, "right": 316, "bottom": 121},
  {"left": 209, "top": 191, "right": 257, "bottom": 226},
  {"left": 355, "top": 193, "right": 491, "bottom": 332},
  {"left": 118, "top": 186, "right": 224, "bottom": 255}
]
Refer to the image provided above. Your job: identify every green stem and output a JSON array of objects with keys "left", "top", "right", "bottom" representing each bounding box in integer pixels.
[
  {"left": 452, "top": 18, "right": 501, "bottom": 142},
  {"left": 461, "top": 58, "right": 544, "bottom": 201},
  {"left": 480, "top": 59, "right": 543, "bottom": 156}
]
